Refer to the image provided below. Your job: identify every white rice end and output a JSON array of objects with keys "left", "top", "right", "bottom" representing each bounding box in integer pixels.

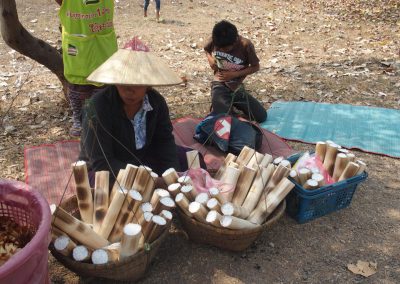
[
  {"left": 168, "top": 183, "right": 181, "bottom": 192},
  {"left": 195, "top": 193, "right": 209, "bottom": 204},
  {"left": 337, "top": 153, "right": 347, "bottom": 159},
  {"left": 54, "top": 235, "right": 70, "bottom": 251},
  {"left": 143, "top": 212, "right": 154, "bottom": 222},
  {"left": 289, "top": 170, "right": 298, "bottom": 178},
  {"left": 175, "top": 193, "right": 184, "bottom": 202},
  {"left": 221, "top": 203, "right": 234, "bottom": 216},
  {"left": 160, "top": 196, "right": 175, "bottom": 208},
  {"left": 141, "top": 202, "right": 153, "bottom": 212},
  {"left": 72, "top": 246, "right": 89, "bottom": 261},
  {"left": 273, "top": 156, "right": 283, "bottom": 165},
  {"left": 152, "top": 215, "right": 167, "bottom": 225},
  {"left": 180, "top": 185, "right": 193, "bottom": 193},
  {"left": 280, "top": 160, "right": 291, "bottom": 168},
  {"left": 92, "top": 249, "right": 109, "bottom": 265},
  {"left": 177, "top": 176, "right": 192, "bottom": 184},
  {"left": 220, "top": 216, "right": 232, "bottom": 228},
  {"left": 49, "top": 204, "right": 57, "bottom": 215},
  {"left": 208, "top": 187, "right": 219, "bottom": 196},
  {"left": 306, "top": 179, "right": 319, "bottom": 187},
  {"left": 155, "top": 189, "right": 170, "bottom": 198},
  {"left": 162, "top": 168, "right": 176, "bottom": 177},
  {"left": 298, "top": 168, "right": 310, "bottom": 175},
  {"left": 161, "top": 210, "right": 172, "bottom": 220},
  {"left": 310, "top": 167, "right": 320, "bottom": 174},
  {"left": 151, "top": 172, "right": 159, "bottom": 178},
  {"left": 129, "top": 190, "right": 143, "bottom": 201},
  {"left": 188, "top": 202, "right": 201, "bottom": 214},
  {"left": 206, "top": 210, "right": 218, "bottom": 223},
  {"left": 74, "top": 160, "right": 86, "bottom": 167},
  {"left": 123, "top": 223, "right": 142, "bottom": 236},
  {"left": 206, "top": 198, "right": 219, "bottom": 209},
  {"left": 311, "top": 173, "right": 324, "bottom": 182}
]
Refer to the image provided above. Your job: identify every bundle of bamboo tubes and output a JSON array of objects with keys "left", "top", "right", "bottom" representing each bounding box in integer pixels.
[
  {"left": 51, "top": 161, "right": 174, "bottom": 265},
  {"left": 164, "top": 146, "right": 295, "bottom": 228},
  {"left": 290, "top": 140, "right": 367, "bottom": 190}
]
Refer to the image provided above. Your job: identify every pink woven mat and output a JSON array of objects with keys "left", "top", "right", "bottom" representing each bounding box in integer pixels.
[{"left": 24, "top": 117, "right": 294, "bottom": 204}]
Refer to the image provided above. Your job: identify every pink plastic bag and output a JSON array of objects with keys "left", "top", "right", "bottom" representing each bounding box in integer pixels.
[
  {"left": 0, "top": 179, "right": 51, "bottom": 284},
  {"left": 179, "top": 168, "right": 235, "bottom": 194}
]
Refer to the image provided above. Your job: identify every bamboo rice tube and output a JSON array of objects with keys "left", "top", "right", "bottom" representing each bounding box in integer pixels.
[
  {"left": 338, "top": 162, "right": 360, "bottom": 181},
  {"left": 279, "top": 160, "right": 291, "bottom": 169},
  {"left": 51, "top": 226, "right": 66, "bottom": 242},
  {"left": 206, "top": 198, "right": 221, "bottom": 213},
  {"left": 150, "top": 188, "right": 171, "bottom": 207},
  {"left": 246, "top": 152, "right": 265, "bottom": 169},
  {"left": 52, "top": 207, "right": 109, "bottom": 249},
  {"left": 121, "top": 164, "right": 139, "bottom": 190},
  {"left": 167, "top": 183, "right": 181, "bottom": 197},
  {"left": 153, "top": 196, "right": 175, "bottom": 215},
  {"left": 323, "top": 143, "right": 339, "bottom": 175},
  {"left": 273, "top": 156, "right": 284, "bottom": 165},
  {"left": 108, "top": 189, "right": 143, "bottom": 243},
  {"left": 160, "top": 210, "right": 173, "bottom": 226},
  {"left": 311, "top": 173, "right": 325, "bottom": 187},
  {"left": 298, "top": 168, "right": 311, "bottom": 185},
  {"left": 110, "top": 169, "right": 125, "bottom": 205},
  {"left": 177, "top": 175, "right": 192, "bottom": 185},
  {"left": 132, "top": 202, "right": 153, "bottom": 223},
  {"left": 242, "top": 165, "right": 274, "bottom": 213},
  {"left": 232, "top": 166, "right": 257, "bottom": 206},
  {"left": 119, "top": 223, "right": 142, "bottom": 260},
  {"left": 54, "top": 235, "right": 76, "bottom": 257},
  {"left": 131, "top": 166, "right": 151, "bottom": 193},
  {"left": 356, "top": 160, "right": 367, "bottom": 175},
  {"left": 220, "top": 215, "right": 259, "bottom": 229},
  {"left": 195, "top": 192, "right": 210, "bottom": 205},
  {"left": 221, "top": 166, "right": 241, "bottom": 201},
  {"left": 303, "top": 179, "right": 319, "bottom": 190},
  {"left": 289, "top": 169, "right": 300, "bottom": 184},
  {"left": 315, "top": 141, "right": 327, "bottom": 162},
  {"left": 265, "top": 164, "right": 290, "bottom": 194},
  {"left": 338, "top": 148, "right": 349, "bottom": 155},
  {"left": 214, "top": 153, "right": 237, "bottom": 179},
  {"left": 72, "top": 161, "right": 93, "bottom": 224},
  {"left": 141, "top": 172, "right": 158, "bottom": 203},
  {"left": 347, "top": 153, "right": 356, "bottom": 162},
  {"left": 147, "top": 215, "right": 167, "bottom": 243},
  {"left": 188, "top": 201, "right": 208, "bottom": 222},
  {"left": 98, "top": 187, "right": 128, "bottom": 240},
  {"left": 227, "top": 161, "right": 239, "bottom": 168},
  {"left": 162, "top": 168, "right": 179, "bottom": 186},
  {"left": 186, "top": 150, "right": 201, "bottom": 169},
  {"left": 138, "top": 211, "right": 153, "bottom": 225},
  {"left": 248, "top": 178, "right": 294, "bottom": 225},
  {"left": 261, "top": 153, "right": 273, "bottom": 167},
  {"left": 142, "top": 215, "right": 165, "bottom": 240},
  {"left": 93, "top": 171, "right": 110, "bottom": 233},
  {"left": 72, "top": 245, "right": 92, "bottom": 262},
  {"left": 181, "top": 185, "right": 197, "bottom": 201},
  {"left": 221, "top": 202, "right": 250, "bottom": 219},
  {"left": 236, "top": 146, "right": 256, "bottom": 166},
  {"left": 209, "top": 187, "right": 227, "bottom": 205},
  {"left": 206, "top": 210, "right": 222, "bottom": 227},
  {"left": 175, "top": 193, "right": 192, "bottom": 217},
  {"left": 332, "top": 153, "right": 349, "bottom": 181},
  {"left": 92, "top": 242, "right": 120, "bottom": 265}
]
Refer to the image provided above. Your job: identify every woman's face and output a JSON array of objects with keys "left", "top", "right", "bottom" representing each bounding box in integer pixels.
[{"left": 116, "top": 85, "right": 148, "bottom": 106}]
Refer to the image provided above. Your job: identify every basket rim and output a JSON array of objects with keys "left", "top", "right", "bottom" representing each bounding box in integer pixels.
[{"left": 178, "top": 200, "right": 286, "bottom": 235}]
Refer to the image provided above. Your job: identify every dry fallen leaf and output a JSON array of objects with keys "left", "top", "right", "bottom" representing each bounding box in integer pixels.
[{"left": 347, "top": 260, "right": 377, "bottom": 277}]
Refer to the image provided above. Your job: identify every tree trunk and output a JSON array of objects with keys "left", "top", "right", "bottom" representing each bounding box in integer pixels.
[{"left": 0, "top": 0, "right": 67, "bottom": 99}]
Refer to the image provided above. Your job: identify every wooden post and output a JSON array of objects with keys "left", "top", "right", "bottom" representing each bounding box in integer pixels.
[
  {"left": 53, "top": 207, "right": 109, "bottom": 249},
  {"left": 189, "top": 201, "right": 208, "bottom": 222},
  {"left": 54, "top": 235, "right": 76, "bottom": 257},
  {"left": 72, "top": 245, "right": 92, "bottom": 262},
  {"left": 186, "top": 150, "right": 201, "bottom": 169},
  {"left": 92, "top": 242, "right": 120, "bottom": 264},
  {"left": 214, "top": 153, "right": 237, "bottom": 179},
  {"left": 338, "top": 162, "right": 360, "bottom": 181},
  {"left": 93, "top": 171, "right": 109, "bottom": 233},
  {"left": 231, "top": 166, "right": 257, "bottom": 206},
  {"left": 220, "top": 215, "right": 259, "bottom": 229},
  {"left": 323, "top": 143, "right": 339, "bottom": 175},
  {"left": 206, "top": 210, "right": 222, "bottom": 227},
  {"left": 315, "top": 141, "right": 327, "bottom": 162},
  {"left": 72, "top": 161, "right": 93, "bottom": 224},
  {"left": 175, "top": 193, "right": 192, "bottom": 217},
  {"left": 119, "top": 223, "right": 142, "bottom": 260},
  {"left": 162, "top": 168, "right": 179, "bottom": 186}
]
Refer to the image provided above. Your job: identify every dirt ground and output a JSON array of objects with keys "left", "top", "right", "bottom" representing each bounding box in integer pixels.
[{"left": 0, "top": 0, "right": 399, "bottom": 283}]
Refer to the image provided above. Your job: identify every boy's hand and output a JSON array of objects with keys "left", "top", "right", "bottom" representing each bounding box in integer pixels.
[
  {"left": 205, "top": 52, "right": 218, "bottom": 71},
  {"left": 216, "top": 70, "right": 237, "bottom": 81}
]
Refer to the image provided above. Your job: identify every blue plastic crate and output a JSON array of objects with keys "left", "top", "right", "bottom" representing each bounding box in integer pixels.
[{"left": 285, "top": 153, "right": 368, "bottom": 223}]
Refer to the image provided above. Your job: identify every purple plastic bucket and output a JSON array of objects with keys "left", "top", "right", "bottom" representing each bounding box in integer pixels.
[{"left": 0, "top": 179, "right": 51, "bottom": 284}]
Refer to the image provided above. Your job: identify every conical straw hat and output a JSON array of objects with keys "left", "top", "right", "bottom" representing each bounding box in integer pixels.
[{"left": 87, "top": 49, "right": 183, "bottom": 86}]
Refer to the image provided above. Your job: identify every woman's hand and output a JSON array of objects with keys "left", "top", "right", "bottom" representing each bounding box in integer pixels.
[{"left": 216, "top": 70, "right": 238, "bottom": 81}]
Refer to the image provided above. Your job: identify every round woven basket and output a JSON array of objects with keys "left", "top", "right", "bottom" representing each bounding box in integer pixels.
[
  {"left": 178, "top": 200, "right": 286, "bottom": 251},
  {"left": 49, "top": 195, "right": 168, "bottom": 281}
]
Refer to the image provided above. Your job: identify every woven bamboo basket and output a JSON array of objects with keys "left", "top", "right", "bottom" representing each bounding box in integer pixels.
[
  {"left": 49, "top": 195, "right": 169, "bottom": 281},
  {"left": 178, "top": 200, "right": 286, "bottom": 251}
]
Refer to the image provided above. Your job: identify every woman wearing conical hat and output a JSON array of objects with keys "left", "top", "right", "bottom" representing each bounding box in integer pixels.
[{"left": 79, "top": 38, "right": 198, "bottom": 180}]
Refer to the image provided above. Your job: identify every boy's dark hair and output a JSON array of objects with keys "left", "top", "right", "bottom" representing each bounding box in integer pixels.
[{"left": 212, "top": 20, "right": 238, "bottom": 48}]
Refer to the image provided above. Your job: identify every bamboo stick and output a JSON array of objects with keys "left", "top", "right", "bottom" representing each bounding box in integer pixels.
[
  {"left": 160, "top": 210, "right": 173, "bottom": 226},
  {"left": 221, "top": 202, "right": 250, "bottom": 219},
  {"left": 51, "top": 226, "right": 66, "bottom": 243},
  {"left": 142, "top": 215, "right": 165, "bottom": 240},
  {"left": 195, "top": 192, "right": 210, "bottom": 205},
  {"left": 221, "top": 165, "right": 241, "bottom": 201},
  {"left": 54, "top": 235, "right": 76, "bottom": 257},
  {"left": 246, "top": 152, "right": 265, "bottom": 169},
  {"left": 248, "top": 178, "right": 294, "bottom": 225},
  {"left": 303, "top": 179, "right": 319, "bottom": 190},
  {"left": 119, "top": 223, "right": 142, "bottom": 260},
  {"left": 72, "top": 245, "right": 92, "bottom": 262},
  {"left": 220, "top": 215, "right": 259, "bottom": 229},
  {"left": 121, "top": 164, "right": 139, "bottom": 190},
  {"left": 181, "top": 185, "right": 197, "bottom": 201},
  {"left": 162, "top": 168, "right": 179, "bottom": 186},
  {"left": 338, "top": 162, "right": 360, "bottom": 181},
  {"left": 206, "top": 210, "right": 222, "bottom": 227},
  {"left": 177, "top": 175, "right": 192, "bottom": 185},
  {"left": 298, "top": 168, "right": 311, "bottom": 185},
  {"left": 214, "top": 153, "right": 237, "bottom": 179},
  {"left": 147, "top": 215, "right": 167, "bottom": 243},
  {"left": 264, "top": 164, "right": 290, "bottom": 194},
  {"left": 167, "top": 183, "right": 181, "bottom": 197},
  {"left": 315, "top": 141, "right": 327, "bottom": 162},
  {"left": 108, "top": 189, "right": 143, "bottom": 243},
  {"left": 186, "top": 150, "right": 201, "bottom": 169},
  {"left": 138, "top": 211, "right": 154, "bottom": 225},
  {"left": 206, "top": 198, "right": 221, "bottom": 213},
  {"left": 132, "top": 202, "right": 153, "bottom": 223},
  {"left": 311, "top": 173, "right": 325, "bottom": 187},
  {"left": 242, "top": 164, "right": 275, "bottom": 213},
  {"left": 110, "top": 169, "right": 125, "bottom": 205},
  {"left": 92, "top": 242, "right": 120, "bottom": 265},
  {"left": 131, "top": 166, "right": 151, "bottom": 193},
  {"left": 323, "top": 143, "right": 339, "bottom": 175},
  {"left": 289, "top": 169, "right": 300, "bottom": 184},
  {"left": 332, "top": 153, "right": 349, "bottom": 181},
  {"left": 188, "top": 201, "right": 208, "bottom": 222},
  {"left": 98, "top": 187, "right": 128, "bottom": 240},
  {"left": 209, "top": 187, "right": 227, "bottom": 205},
  {"left": 93, "top": 171, "right": 109, "bottom": 233},
  {"left": 175, "top": 193, "right": 192, "bottom": 217},
  {"left": 236, "top": 146, "right": 256, "bottom": 166},
  {"left": 356, "top": 160, "right": 367, "bottom": 175},
  {"left": 52, "top": 207, "right": 109, "bottom": 249},
  {"left": 232, "top": 166, "right": 257, "bottom": 206},
  {"left": 72, "top": 161, "right": 93, "bottom": 224},
  {"left": 153, "top": 196, "right": 175, "bottom": 215},
  {"left": 150, "top": 188, "right": 170, "bottom": 208},
  {"left": 261, "top": 153, "right": 273, "bottom": 167},
  {"left": 141, "top": 172, "right": 158, "bottom": 203}
]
